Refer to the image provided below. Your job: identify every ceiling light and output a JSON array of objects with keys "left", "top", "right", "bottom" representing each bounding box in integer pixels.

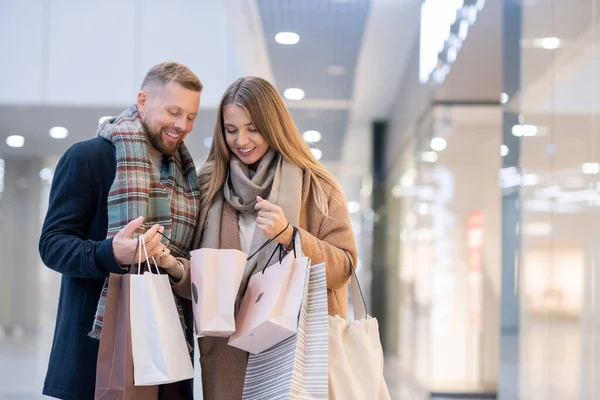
[
  {"left": 6, "top": 135, "right": 24, "bottom": 148},
  {"left": 500, "top": 93, "right": 509, "bottom": 104},
  {"left": 501, "top": 145, "right": 509, "bottom": 157},
  {"left": 284, "top": 88, "right": 305, "bottom": 100},
  {"left": 39, "top": 167, "right": 54, "bottom": 181},
  {"left": 533, "top": 37, "right": 562, "bottom": 50},
  {"left": 311, "top": 148, "right": 323, "bottom": 160},
  {"left": 512, "top": 124, "right": 538, "bottom": 137},
  {"left": 203, "top": 137, "right": 213, "bottom": 149},
  {"left": 348, "top": 201, "right": 360, "bottom": 214},
  {"left": 49, "top": 126, "right": 69, "bottom": 139},
  {"left": 98, "top": 116, "right": 112, "bottom": 126},
  {"left": 327, "top": 65, "right": 346, "bottom": 76},
  {"left": 582, "top": 162, "right": 600, "bottom": 175},
  {"left": 302, "top": 130, "right": 322, "bottom": 143},
  {"left": 421, "top": 151, "right": 438, "bottom": 163},
  {"left": 417, "top": 203, "right": 430, "bottom": 216},
  {"left": 447, "top": 46, "right": 458, "bottom": 63},
  {"left": 430, "top": 137, "right": 447, "bottom": 152},
  {"left": 457, "top": 19, "right": 469, "bottom": 40},
  {"left": 400, "top": 173, "right": 416, "bottom": 188},
  {"left": 275, "top": 32, "right": 300, "bottom": 45},
  {"left": 522, "top": 174, "right": 539, "bottom": 186}
]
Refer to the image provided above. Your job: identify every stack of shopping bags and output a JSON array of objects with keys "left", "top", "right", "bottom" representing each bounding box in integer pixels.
[
  {"left": 191, "top": 229, "right": 310, "bottom": 355},
  {"left": 94, "top": 228, "right": 392, "bottom": 399},
  {"left": 190, "top": 229, "right": 391, "bottom": 399}
]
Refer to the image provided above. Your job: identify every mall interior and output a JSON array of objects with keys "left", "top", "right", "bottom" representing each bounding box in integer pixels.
[{"left": 1, "top": 0, "right": 598, "bottom": 399}]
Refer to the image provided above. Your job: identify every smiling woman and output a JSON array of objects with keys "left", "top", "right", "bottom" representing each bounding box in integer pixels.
[
  {"left": 193, "top": 76, "right": 358, "bottom": 399},
  {"left": 223, "top": 105, "right": 270, "bottom": 166}
]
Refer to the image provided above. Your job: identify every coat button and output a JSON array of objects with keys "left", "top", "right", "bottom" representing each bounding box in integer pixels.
[{"left": 85, "top": 242, "right": 92, "bottom": 252}]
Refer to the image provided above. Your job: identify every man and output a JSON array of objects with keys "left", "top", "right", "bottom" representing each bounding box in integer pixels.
[{"left": 39, "top": 62, "right": 202, "bottom": 399}]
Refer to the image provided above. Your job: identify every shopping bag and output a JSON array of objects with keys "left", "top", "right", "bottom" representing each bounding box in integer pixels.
[
  {"left": 329, "top": 252, "right": 391, "bottom": 399},
  {"left": 242, "top": 262, "right": 329, "bottom": 400},
  {"left": 229, "top": 230, "right": 309, "bottom": 355},
  {"left": 94, "top": 273, "right": 158, "bottom": 399},
  {"left": 189, "top": 248, "right": 246, "bottom": 337},
  {"left": 129, "top": 236, "right": 194, "bottom": 386}
]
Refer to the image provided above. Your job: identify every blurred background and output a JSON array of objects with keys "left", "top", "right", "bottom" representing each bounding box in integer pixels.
[{"left": 1, "top": 0, "right": 599, "bottom": 398}]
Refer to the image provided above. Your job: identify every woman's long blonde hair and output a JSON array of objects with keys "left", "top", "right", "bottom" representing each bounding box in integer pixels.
[{"left": 198, "top": 76, "right": 344, "bottom": 216}]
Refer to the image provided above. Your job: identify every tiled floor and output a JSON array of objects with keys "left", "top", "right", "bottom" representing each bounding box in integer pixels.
[
  {"left": 0, "top": 333, "right": 205, "bottom": 400},
  {"left": 0, "top": 332, "right": 411, "bottom": 400},
  {"left": 3, "top": 320, "right": 596, "bottom": 399}
]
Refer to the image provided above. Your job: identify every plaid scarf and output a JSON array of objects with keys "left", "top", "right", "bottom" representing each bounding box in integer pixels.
[{"left": 88, "top": 105, "right": 200, "bottom": 345}]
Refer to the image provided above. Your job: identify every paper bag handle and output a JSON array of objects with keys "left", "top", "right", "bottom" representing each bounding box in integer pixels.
[
  {"left": 246, "top": 222, "right": 291, "bottom": 262},
  {"left": 259, "top": 227, "right": 303, "bottom": 274},
  {"left": 136, "top": 235, "right": 161, "bottom": 275},
  {"left": 341, "top": 249, "right": 368, "bottom": 321}
]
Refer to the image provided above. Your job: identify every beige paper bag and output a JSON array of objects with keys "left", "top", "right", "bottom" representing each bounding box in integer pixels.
[
  {"left": 329, "top": 252, "right": 391, "bottom": 399},
  {"left": 190, "top": 248, "right": 247, "bottom": 337},
  {"left": 228, "top": 249, "right": 309, "bottom": 355}
]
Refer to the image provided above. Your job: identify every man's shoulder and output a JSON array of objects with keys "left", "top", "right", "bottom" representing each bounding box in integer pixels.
[
  {"left": 68, "top": 137, "right": 113, "bottom": 157},
  {"left": 58, "top": 137, "right": 116, "bottom": 176}
]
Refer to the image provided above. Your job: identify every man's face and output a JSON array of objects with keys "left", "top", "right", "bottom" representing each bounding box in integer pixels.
[{"left": 137, "top": 81, "right": 201, "bottom": 156}]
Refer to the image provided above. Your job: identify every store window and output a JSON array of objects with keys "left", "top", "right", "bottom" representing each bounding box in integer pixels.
[
  {"left": 515, "top": 1, "right": 600, "bottom": 398},
  {"left": 390, "top": 105, "right": 502, "bottom": 394}
]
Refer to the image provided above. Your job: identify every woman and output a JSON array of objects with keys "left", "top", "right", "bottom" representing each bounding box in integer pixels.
[{"left": 192, "top": 76, "right": 357, "bottom": 399}]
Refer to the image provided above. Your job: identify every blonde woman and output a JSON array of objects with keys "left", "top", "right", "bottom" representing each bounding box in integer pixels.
[{"left": 192, "top": 76, "right": 357, "bottom": 399}]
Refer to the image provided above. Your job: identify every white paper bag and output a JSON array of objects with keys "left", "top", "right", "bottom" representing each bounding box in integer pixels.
[
  {"left": 242, "top": 262, "right": 329, "bottom": 400},
  {"left": 329, "top": 253, "right": 391, "bottom": 399},
  {"left": 189, "top": 248, "right": 246, "bottom": 337},
  {"left": 229, "top": 234, "right": 309, "bottom": 355},
  {"left": 129, "top": 236, "right": 194, "bottom": 386}
]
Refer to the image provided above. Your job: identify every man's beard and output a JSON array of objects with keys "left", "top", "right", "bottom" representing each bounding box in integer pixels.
[{"left": 141, "top": 118, "right": 182, "bottom": 156}]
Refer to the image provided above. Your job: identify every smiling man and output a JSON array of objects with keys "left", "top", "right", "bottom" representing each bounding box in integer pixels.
[{"left": 39, "top": 62, "right": 202, "bottom": 399}]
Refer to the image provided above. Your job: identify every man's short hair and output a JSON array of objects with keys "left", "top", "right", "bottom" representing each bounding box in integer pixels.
[{"left": 140, "top": 62, "right": 203, "bottom": 92}]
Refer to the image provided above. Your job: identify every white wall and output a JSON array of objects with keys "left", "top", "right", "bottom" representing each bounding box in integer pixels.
[{"left": 0, "top": 0, "right": 245, "bottom": 108}]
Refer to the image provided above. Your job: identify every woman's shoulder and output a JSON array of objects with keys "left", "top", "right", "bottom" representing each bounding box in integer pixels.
[{"left": 302, "top": 170, "right": 347, "bottom": 212}]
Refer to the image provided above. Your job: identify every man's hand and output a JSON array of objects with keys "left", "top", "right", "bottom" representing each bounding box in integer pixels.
[{"left": 112, "top": 217, "right": 166, "bottom": 266}]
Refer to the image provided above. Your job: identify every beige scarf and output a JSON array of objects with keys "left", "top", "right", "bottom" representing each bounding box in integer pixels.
[{"left": 194, "top": 149, "right": 304, "bottom": 307}]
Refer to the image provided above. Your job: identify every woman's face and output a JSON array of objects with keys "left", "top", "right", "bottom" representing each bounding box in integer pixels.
[{"left": 223, "top": 105, "right": 270, "bottom": 165}]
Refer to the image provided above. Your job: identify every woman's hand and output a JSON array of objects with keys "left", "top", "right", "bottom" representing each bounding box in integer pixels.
[
  {"left": 255, "top": 196, "right": 293, "bottom": 246},
  {"left": 154, "top": 247, "right": 185, "bottom": 282}
]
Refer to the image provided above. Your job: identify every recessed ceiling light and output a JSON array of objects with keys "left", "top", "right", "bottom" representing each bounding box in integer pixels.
[
  {"left": 347, "top": 201, "right": 360, "bottom": 214},
  {"left": 303, "top": 130, "right": 322, "bottom": 143},
  {"left": 582, "top": 162, "right": 600, "bottom": 175},
  {"left": 501, "top": 144, "right": 509, "bottom": 157},
  {"left": 500, "top": 93, "right": 509, "bottom": 104},
  {"left": 6, "top": 135, "right": 25, "bottom": 148},
  {"left": 533, "top": 37, "right": 562, "bottom": 50},
  {"left": 39, "top": 167, "right": 54, "bottom": 181},
  {"left": 98, "top": 116, "right": 112, "bottom": 126},
  {"left": 327, "top": 65, "right": 346, "bottom": 76},
  {"left": 421, "top": 151, "right": 438, "bottom": 163},
  {"left": 512, "top": 124, "right": 538, "bottom": 137},
  {"left": 284, "top": 88, "right": 305, "bottom": 100},
  {"left": 49, "top": 126, "right": 69, "bottom": 139},
  {"left": 430, "top": 137, "right": 447, "bottom": 152},
  {"left": 310, "top": 148, "right": 323, "bottom": 160},
  {"left": 275, "top": 32, "right": 300, "bottom": 45},
  {"left": 203, "top": 137, "right": 213, "bottom": 149}
]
